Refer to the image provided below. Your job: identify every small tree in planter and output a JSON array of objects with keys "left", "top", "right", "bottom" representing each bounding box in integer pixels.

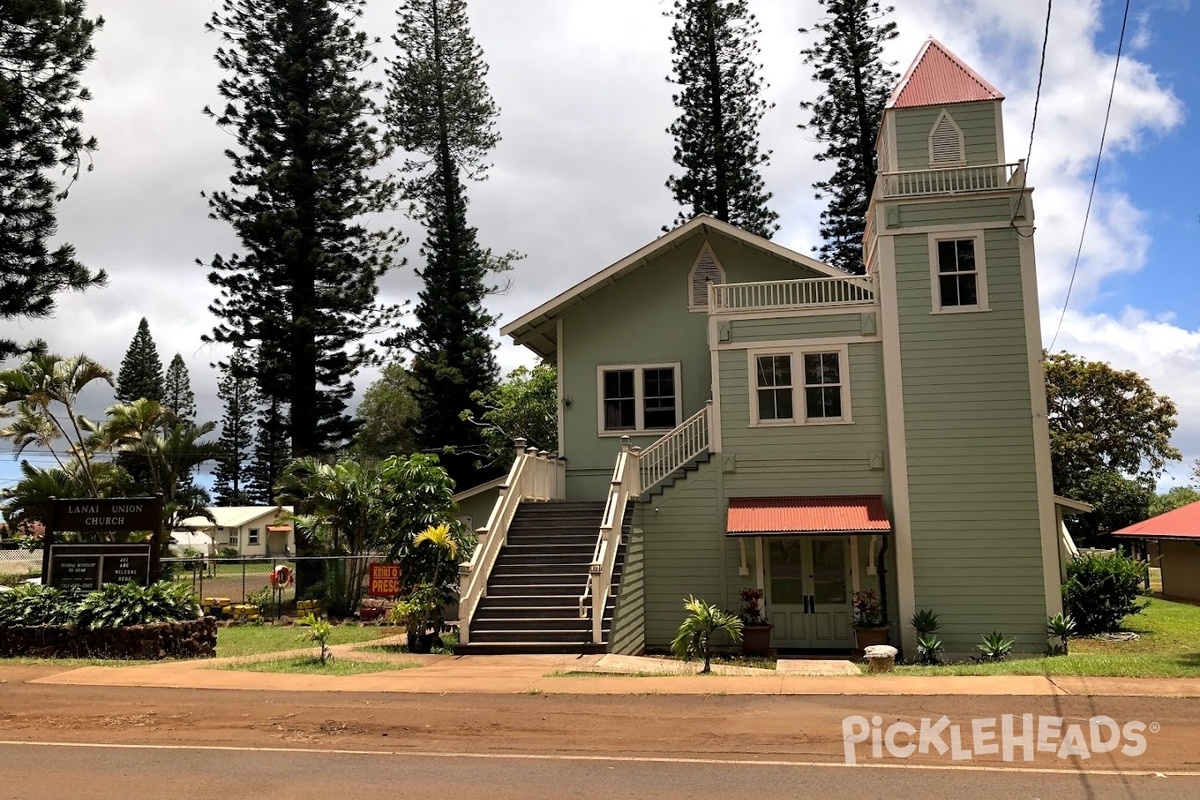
[
  {"left": 738, "top": 587, "right": 772, "bottom": 657},
  {"left": 851, "top": 589, "right": 890, "bottom": 655}
]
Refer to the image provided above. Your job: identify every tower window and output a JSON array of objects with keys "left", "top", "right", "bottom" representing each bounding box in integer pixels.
[{"left": 929, "top": 111, "right": 965, "bottom": 166}]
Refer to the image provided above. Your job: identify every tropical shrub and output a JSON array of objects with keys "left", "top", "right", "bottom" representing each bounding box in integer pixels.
[
  {"left": 851, "top": 589, "right": 883, "bottom": 628},
  {"left": 0, "top": 584, "right": 76, "bottom": 627},
  {"left": 390, "top": 582, "right": 452, "bottom": 654},
  {"left": 74, "top": 581, "right": 200, "bottom": 630},
  {"left": 1046, "top": 613, "right": 1077, "bottom": 655},
  {"left": 916, "top": 635, "right": 944, "bottom": 665},
  {"left": 977, "top": 631, "right": 1015, "bottom": 662},
  {"left": 738, "top": 587, "right": 767, "bottom": 626},
  {"left": 1062, "top": 552, "right": 1147, "bottom": 634},
  {"left": 671, "top": 596, "right": 743, "bottom": 674},
  {"left": 909, "top": 609, "right": 940, "bottom": 637},
  {"left": 296, "top": 612, "right": 333, "bottom": 664}
]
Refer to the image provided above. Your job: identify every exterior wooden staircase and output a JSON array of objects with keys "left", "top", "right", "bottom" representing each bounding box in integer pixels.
[{"left": 456, "top": 501, "right": 629, "bottom": 654}]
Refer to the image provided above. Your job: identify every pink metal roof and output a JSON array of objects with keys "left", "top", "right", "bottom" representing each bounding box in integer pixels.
[
  {"left": 887, "top": 37, "right": 1005, "bottom": 109},
  {"left": 726, "top": 496, "right": 891, "bottom": 536},
  {"left": 1112, "top": 500, "right": 1200, "bottom": 540}
]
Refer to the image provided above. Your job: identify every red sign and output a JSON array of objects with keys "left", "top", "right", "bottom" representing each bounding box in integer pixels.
[{"left": 368, "top": 563, "right": 401, "bottom": 598}]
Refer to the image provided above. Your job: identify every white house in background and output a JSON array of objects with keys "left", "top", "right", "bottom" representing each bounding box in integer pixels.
[{"left": 178, "top": 506, "right": 295, "bottom": 558}]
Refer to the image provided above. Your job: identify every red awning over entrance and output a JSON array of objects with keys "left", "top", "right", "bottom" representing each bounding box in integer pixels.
[
  {"left": 266, "top": 525, "right": 291, "bottom": 533},
  {"left": 726, "top": 496, "right": 891, "bottom": 537}
]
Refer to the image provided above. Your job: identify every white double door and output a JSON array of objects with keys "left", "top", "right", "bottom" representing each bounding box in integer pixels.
[{"left": 766, "top": 536, "right": 854, "bottom": 650}]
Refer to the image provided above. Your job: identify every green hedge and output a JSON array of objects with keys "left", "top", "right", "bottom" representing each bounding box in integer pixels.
[
  {"left": 1063, "top": 552, "right": 1147, "bottom": 635},
  {"left": 0, "top": 582, "right": 199, "bottom": 629}
]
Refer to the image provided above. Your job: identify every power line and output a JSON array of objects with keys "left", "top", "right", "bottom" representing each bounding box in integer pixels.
[
  {"left": 1010, "top": 0, "right": 1054, "bottom": 235},
  {"left": 1049, "top": 0, "right": 1133, "bottom": 351}
]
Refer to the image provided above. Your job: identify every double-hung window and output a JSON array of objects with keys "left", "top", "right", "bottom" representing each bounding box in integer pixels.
[
  {"left": 932, "top": 233, "right": 988, "bottom": 312},
  {"left": 229, "top": 531, "right": 239, "bottom": 546},
  {"left": 751, "top": 346, "right": 850, "bottom": 426},
  {"left": 599, "top": 364, "right": 680, "bottom": 434},
  {"left": 248, "top": 528, "right": 260, "bottom": 546}
]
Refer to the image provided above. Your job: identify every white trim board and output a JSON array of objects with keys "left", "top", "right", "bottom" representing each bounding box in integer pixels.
[{"left": 717, "top": 335, "right": 879, "bottom": 352}]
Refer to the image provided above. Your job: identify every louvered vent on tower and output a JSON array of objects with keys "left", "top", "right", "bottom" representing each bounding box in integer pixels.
[
  {"left": 929, "top": 111, "right": 965, "bottom": 165},
  {"left": 689, "top": 244, "right": 725, "bottom": 308}
]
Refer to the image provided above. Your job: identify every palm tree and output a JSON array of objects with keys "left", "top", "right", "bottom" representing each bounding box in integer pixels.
[
  {"left": 672, "top": 595, "right": 744, "bottom": 674},
  {"left": 0, "top": 352, "right": 113, "bottom": 495}
]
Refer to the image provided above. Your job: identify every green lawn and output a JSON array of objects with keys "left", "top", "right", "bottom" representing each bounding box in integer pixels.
[
  {"left": 218, "top": 655, "right": 419, "bottom": 676},
  {"left": 217, "top": 624, "right": 394, "bottom": 658},
  {"left": 893, "top": 598, "right": 1200, "bottom": 678}
]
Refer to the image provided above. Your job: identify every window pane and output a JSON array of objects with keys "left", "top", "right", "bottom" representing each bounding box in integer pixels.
[
  {"left": 939, "top": 274, "right": 960, "bottom": 307},
  {"left": 756, "top": 355, "right": 790, "bottom": 388},
  {"left": 804, "top": 353, "right": 823, "bottom": 385},
  {"left": 604, "top": 369, "right": 633, "bottom": 400},
  {"left": 803, "top": 353, "right": 839, "bottom": 386},
  {"left": 605, "top": 398, "right": 635, "bottom": 430},
  {"left": 955, "top": 239, "right": 976, "bottom": 271},
  {"left": 937, "top": 240, "right": 958, "bottom": 273},
  {"left": 777, "top": 388, "right": 793, "bottom": 420},
  {"left": 959, "top": 273, "right": 978, "bottom": 305},
  {"left": 644, "top": 398, "right": 676, "bottom": 429},
  {"left": 758, "top": 388, "right": 793, "bottom": 421},
  {"left": 643, "top": 368, "right": 676, "bottom": 429},
  {"left": 643, "top": 368, "right": 674, "bottom": 399},
  {"left": 806, "top": 386, "right": 843, "bottom": 419}
]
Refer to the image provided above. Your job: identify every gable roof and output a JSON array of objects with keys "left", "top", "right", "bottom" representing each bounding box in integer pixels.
[
  {"left": 1111, "top": 500, "right": 1200, "bottom": 541},
  {"left": 887, "top": 37, "right": 1004, "bottom": 109},
  {"left": 179, "top": 506, "right": 292, "bottom": 530},
  {"left": 501, "top": 215, "right": 842, "bottom": 360}
]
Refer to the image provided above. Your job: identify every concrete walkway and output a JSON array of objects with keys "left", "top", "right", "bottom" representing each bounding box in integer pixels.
[{"left": 16, "top": 639, "right": 1200, "bottom": 698}]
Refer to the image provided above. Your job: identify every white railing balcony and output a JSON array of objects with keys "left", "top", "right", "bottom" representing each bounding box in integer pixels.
[
  {"left": 709, "top": 275, "right": 876, "bottom": 314},
  {"left": 878, "top": 161, "right": 1023, "bottom": 199}
]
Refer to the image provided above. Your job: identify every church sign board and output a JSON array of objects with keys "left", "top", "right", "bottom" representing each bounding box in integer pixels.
[{"left": 41, "top": 496, "right": 163, "bottom": 590}]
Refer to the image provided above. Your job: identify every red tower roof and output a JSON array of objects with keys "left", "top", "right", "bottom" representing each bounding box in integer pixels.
[{"left": 887, "top": 37, "right": 1005, "bottom": 109}]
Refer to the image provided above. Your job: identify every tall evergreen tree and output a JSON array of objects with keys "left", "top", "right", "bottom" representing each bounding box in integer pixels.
[
  {"left": 386, "top": 0, "right": 514, "bottom": 488},
  {"left": 115, "top": 318, "right": 164, "bottom": 404},
  {"left": 162, "top": 354, "right": 196, "bottom": 422},
  {"left": 213, "top": 350, "right": 256, "bottom": 505},
  {"left": 664, "top": 0, "right": 778, "bottom": 238},
  {"left": 799, "top": 0, "right": 898, "bottom": 274},
  {"left": 0, "top": 0, "right": 107, "bottom": 360},
  {"left": 248, "top": 393, "right": 290, "bottom": 505},
  {"left": 202, "top": 0, "right": 402, "bottom": 463}
]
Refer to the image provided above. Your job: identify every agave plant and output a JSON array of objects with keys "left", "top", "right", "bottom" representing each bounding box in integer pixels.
[
  {"left": 909, "top": 609, "right": 940, "bottom": 638},
  {"left": 916, "top": 635, "right": 944, "bottom": 665},
  {"left": 977, "top": 631, "right": 1015, "bottom": 662},
  {"left": 1046, "top": 613, "right": 1077, "bottom": 655},
  {"left": 672, "top": 595, "right": 743, "bottom": 674}
]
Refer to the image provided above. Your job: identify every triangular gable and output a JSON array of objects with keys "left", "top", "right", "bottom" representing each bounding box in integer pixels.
[
  {"left": 887, "top": 37, "right": 1004, "bottom": 109},
  {"left": 501, "top": 215, "right": 841, "bottom": 359}
]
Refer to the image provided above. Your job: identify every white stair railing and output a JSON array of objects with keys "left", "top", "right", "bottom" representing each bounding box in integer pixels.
[
  {"left": 457, "top": 440, "right": 565, "bottom": 645},
  {"left": 637, "top": 401, "right": 712, "bottom": 495},
  {"left": 579, "top": 437, "right": 639, "bottom": 644}
]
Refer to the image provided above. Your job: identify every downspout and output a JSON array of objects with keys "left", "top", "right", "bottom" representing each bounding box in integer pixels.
[{"left": 877, "top": 534, "right": 891, "bottom": 641}]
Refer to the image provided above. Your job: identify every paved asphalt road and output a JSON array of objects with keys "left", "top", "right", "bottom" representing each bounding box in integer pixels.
[{"left": 1, "top": 742, "right": 1197, "bottom": 800}]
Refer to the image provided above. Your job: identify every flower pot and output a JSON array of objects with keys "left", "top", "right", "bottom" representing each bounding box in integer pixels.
[
  {"left": 741, "top": 624, "right": 773, "bottom": 657},
  {"left": 853, "top": 625, "right": 891, "bottom": 658}
]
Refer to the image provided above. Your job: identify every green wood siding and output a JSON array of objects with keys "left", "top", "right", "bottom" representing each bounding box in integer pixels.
[
  {"left": 634, "top": 460, "right": 725, "bottom": 648},
  {"left": 560, "top": 230, "right": 823, "bottom": 499},
  {"left": 727, "top": 312, "right": 872, "bottom": 344},
  {"left": 454, "top": 486, "right": 501, "bottom": 534},
  {"left": 895, "top": 197, "right": 1012, "bottom": 229},
  {"left": 717, "top": 343, "right": 889, "bottom": 498},
  {"left": 894, "top": 226, "right": 1049, "bottom": 651},
  {"left": 894, "top": 102, "right": 1001, "bottom": 170},
  {"left": 608, "top": 529, "right": 645, "bottom": 654}
]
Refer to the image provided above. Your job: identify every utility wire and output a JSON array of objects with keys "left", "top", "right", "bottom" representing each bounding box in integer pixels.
[
  {"left": 1010, "top": 0, "right": 1054, "bottom": 235},
  {"left": 1049, "top": 0, "right": 1133, "bottom": 351}
]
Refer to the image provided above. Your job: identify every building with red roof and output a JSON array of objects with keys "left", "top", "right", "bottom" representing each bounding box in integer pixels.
[{"left": 1112, "top": 501, "right": 1200, "bottom": 601}]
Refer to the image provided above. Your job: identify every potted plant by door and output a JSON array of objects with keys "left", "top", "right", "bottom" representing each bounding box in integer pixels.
[
  {"left": 738, "top": 587, "right": 772, "bottom": 657},
  {"left": 851, "top": 589, "right": 891, "bottom": 657}
]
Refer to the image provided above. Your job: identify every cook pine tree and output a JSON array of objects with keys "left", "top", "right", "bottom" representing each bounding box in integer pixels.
[
  {"left": 799, "top": 0, "right": 898, "bottom": 274},
  {"left": 213, "top": 350, "right": 257, "bottom": 506},
  {"left": 665, "top": 0, "right": 778, "bottom": 238},
  {"left": 115, "top": 318, "right": 164, "bottom": 405},
  {"left": 202, "top": 0, "right": 402, "bottom": 464},
  {"left": 387, "top": 0, "right": 516, "bottom": 487},
  {"left": 0, "top": 1, "right": 107, "bottom": 359},
  {"left": 162, "top": 354, "right": 197, "bottom": 422}
]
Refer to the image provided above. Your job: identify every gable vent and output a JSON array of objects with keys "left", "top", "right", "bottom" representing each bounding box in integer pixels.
[
  {"left": 930, "top": 112, "right": 964, "bottom": 164},
  {"left": 690, "top": 245, "right": 724, "bottom": 307}
]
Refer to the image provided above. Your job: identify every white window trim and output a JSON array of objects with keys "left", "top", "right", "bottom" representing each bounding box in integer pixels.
[
  {"left": 248, "top": 528, "right": 259, "bottom": 546},
  {"left": 686, "top": 241, "right": 726, "bottom": 312},
  {"left": 928, "top": 109, "right": 966, "bottom": 167},
  {"left": 929, "top": 231, "right": 989, "bottom": 314},
  {"left": 228, "top": 530, "right": 240, "bottom": 546},
  {"left": 747, "top": 344, "right": 853, "bottom": 427},
  {"left": 596, "top": 362, "right": 683, "bottom": 436}
]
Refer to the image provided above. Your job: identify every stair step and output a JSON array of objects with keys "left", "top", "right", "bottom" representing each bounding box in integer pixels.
[
  {"left": 454, "top": 642, "right": 608, "bottom": 655},
  {"left": 469, "top": 628, "right": 593, "bottom": 644},
  {"left": 472, "top": 616, "right": 586, "bottom": 631},
  {"left": 485, "top": 584, "right": 581, "bottom": 597},
  {"left": 472, "top": 605, "right": 580, "bottom": 618}
]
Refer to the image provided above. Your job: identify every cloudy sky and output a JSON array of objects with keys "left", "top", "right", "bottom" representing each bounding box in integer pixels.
[{"left": 1, "top": 0, "right": 1196, "bottom": 492}]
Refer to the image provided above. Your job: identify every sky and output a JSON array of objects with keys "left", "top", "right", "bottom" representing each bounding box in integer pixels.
[{"left": 0, "top": 0, "right": 1197, "bottom": 494}]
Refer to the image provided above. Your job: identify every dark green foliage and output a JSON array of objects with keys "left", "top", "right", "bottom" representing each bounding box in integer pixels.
[
  {"left": 386, "top": 0, "right": 514, "bottom": 488},
  {"left": 799, "top": 0, "right": 898, "bottom": 274},
  {"left": 977, "top": 631, "right": 1015, "bottom": 662},
  {"left": 1046, "top": 613, "right": 1076, "bottom": 655},
  {"left": 0, "top": 0, "right": 107, "bottom": 359},
  {"left": 0, "top": 584, "right": 76, "bottom": 627},
  {"left": 1063, "top": 552, "right": 1148, "bottom": 635},
  {"left": 1150, "top": 486, "right": 1200, "bottom": 518},
  {"left": 378, "top": 453, "right": 460, "bottom": 590},
  {"left": 202, "top": 0, "right": 403, "bottom": 462},
  {"left": 1067, "top": 470, "right": 1153, "bottom": 543},
  {"left": 665, "top": 0, "right": 778, "bottom": 238},
  {"left": 463, "top": 364, "right": 558, "bottom": 472},
  {"left": 909, "top": 608, "right": 940, "bottom": 637},
  {"left": 248, "top": 392, "right": 290, "bottom": 505},
  {"left": 115, "top": 318, "right": 164, "bottom": 404},
  {"left": 162, "top": 354, "right": 196, "bottom": 422},
  {"left": 353, "top": 361, "right": 418, "bottom": 459},
  {"left": 74, "top": 581, "right": 200, "bottom": 630},
  {"left": 214, "top": 350, "right": 257, "bottom": 505},
  {"left": 916, "top": 634, "right": 943, "bottom": 665}
]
